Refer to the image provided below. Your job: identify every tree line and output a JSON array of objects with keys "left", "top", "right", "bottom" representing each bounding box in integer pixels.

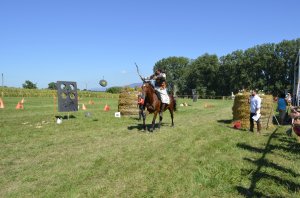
[
  {"left": 154, "top": 38, "right": 300, "bottom": 96},
  {"left": 21, "top": 38, "right": 300, "bottom": 96}
]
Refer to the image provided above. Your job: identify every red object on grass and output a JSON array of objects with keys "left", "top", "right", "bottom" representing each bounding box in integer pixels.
[{"left": 233, "top": 121, "right": 241, "bottom": 129}]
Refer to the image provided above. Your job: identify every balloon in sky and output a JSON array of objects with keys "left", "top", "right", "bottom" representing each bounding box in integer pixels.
[{"left": 99, "top": 77, "right": 108, "bottom": 87}]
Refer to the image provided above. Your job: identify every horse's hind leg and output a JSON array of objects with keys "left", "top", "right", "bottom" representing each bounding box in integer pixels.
[
  {"left": 169, "top": 109, "right": 174, "bottom": 127},
  {"left": 158, "top": 112, "right": 163, "bottom": 129},
  {"left": 158, "top": 105, "right": 165, "bottom": 129}
]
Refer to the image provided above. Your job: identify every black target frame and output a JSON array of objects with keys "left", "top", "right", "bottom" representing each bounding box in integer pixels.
[{"left": 57, "top": 81, "right": 78, "bottom": 112}]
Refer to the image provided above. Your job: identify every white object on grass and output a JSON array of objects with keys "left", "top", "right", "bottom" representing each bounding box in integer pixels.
[
  {"left": 115, "top": 112, "right": 121, "bottom": 118},
  {"left": 56, "top": 118, "right": 62, "bottom": 124}
]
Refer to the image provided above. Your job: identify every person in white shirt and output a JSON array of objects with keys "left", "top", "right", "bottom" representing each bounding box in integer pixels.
[{"left": 248, "top": 89, "right": 262, "bottom": 133}]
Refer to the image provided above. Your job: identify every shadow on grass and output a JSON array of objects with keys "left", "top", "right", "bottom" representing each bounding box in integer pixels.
[
  {"left": 243, "top": 158, "right": 300, "bottom": 177},
  {"left": 127, "top": 123, "right": 170, "bottom": 132},
  {"left": 127, "top": 124, "right": 146, "bottom": 131},
  {"left": 236, "top": 128, "right": 300, "bottom": 197},
  {"left": 129, "top": 117, "right": 141, "bottom": 121},
  {"left": 217, "top": 119, "right": 232, "bottom": 124},
  {"left": 217, "top": 119, "right": 250, "bottom": 132},
  {"left": 55, "top": 115, "right": 76, "bottom": 119}
]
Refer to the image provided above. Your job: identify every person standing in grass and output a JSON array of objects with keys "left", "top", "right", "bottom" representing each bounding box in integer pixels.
[
  {"left": 137, "top": 94, "right": 145, "bottom": 121},
  {"left": 248, "top": 90, "right": 262, "bottom": 133},
  {"left": 277, "top": 93, "right": 287, "bottom": 124}
]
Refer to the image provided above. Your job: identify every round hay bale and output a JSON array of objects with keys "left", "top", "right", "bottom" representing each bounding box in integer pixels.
[
  {"left": 118, "top": 90, "right": 140, "bottom": 116},
  {"left": 232, "top": 93, "right": 274, "bottom": 130}
]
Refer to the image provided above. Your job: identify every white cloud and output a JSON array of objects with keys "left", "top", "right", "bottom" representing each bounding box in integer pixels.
[{"left": 121, "top": 70, "right": 127, "bottom": 74}]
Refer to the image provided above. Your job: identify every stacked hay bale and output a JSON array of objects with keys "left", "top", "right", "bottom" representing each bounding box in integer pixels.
[
  {"left": 260, "top": 94, "right": 274, "bottom": 129},
  {"left": 232, "top": 93, "right": 250, "bottom": 129},
  {"left": 118, "top": 89, "right": 139, "bottom": 116},
  {"left": 232, "top": 93, "right": 274, "bottom": 130}
]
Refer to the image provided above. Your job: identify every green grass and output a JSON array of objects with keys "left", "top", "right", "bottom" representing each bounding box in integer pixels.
[{"left": 0, "top": 97, "right": 299, "bottom": 197}]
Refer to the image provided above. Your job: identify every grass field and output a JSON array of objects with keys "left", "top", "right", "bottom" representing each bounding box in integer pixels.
[{"left": 1, "top": 97, "right": 299, "bottom": 197}]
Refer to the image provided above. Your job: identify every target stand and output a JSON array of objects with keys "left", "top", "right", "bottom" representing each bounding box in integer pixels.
[{"left": 57, "top": 81, "right": 78, "bottom": 118}]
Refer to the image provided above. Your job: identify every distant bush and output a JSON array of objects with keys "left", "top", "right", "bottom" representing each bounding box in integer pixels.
[
  {"left": 48, "top": 82, "right": 57, "bottom": 90},
  {"left": 22, "top": 80, "right": 37, "bottom": 89},
  {"left": 106, "top": 86, "right": 123, "bottom": 94}
]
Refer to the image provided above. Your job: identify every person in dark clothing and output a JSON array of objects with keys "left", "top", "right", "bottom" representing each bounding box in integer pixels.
[{"left": 137, "top": 94, "right": 145, "bottom": 121}]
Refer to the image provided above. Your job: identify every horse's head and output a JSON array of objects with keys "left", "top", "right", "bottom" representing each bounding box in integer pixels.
[{"left": 141, "top": 81, "right": 154, "bottom": 94}]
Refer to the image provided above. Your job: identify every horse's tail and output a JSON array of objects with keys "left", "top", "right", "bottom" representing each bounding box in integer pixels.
[
  {"left": 174, "top": 97, "right": 177, "bottom": 111},
  {"left": 170, "top": 94, "right": 177, "bottom": 111}
]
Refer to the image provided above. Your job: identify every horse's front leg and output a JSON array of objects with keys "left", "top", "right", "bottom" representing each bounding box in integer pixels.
[
  {"left": 150, "top": 112, "right": 158, "bottom": 132},
  {"left": 158, "top": 103, "right": 166, "bottom": 129}
]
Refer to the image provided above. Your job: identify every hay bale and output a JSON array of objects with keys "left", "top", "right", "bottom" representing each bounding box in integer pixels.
[
  {"left": 118, "top": 90, "right": 139, "bottom": 116},
  {"left": 260, "top": 94, "right": 275, "bottom": 129},
  {"left": 232, "top": 93, "right": 274, "bottom": 130}
]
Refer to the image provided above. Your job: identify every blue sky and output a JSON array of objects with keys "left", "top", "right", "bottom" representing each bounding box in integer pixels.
[{"left": 0, "top": 0, "right": 299, "bottom": 89}]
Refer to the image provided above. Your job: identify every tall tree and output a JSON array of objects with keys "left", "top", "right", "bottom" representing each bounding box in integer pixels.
[
  {"left": 153, "top": 56, "right": 190, "bottom": 94},
  {"left": 48, "top": 82, "right": 57, "bottom": 90},
  {"left": 22, "top": 80, "right": 37, "bottom": 89},
  {"left": 184, "top": 54, "right": 219, "bottom": 96},
  {"left": 154, "top": 38, "right": 300, "bottom": 96}
]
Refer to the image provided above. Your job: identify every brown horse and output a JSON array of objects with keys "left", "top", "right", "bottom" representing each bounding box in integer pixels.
[{"left": 140, "top": 81, "right": 176, "bottom": 132}]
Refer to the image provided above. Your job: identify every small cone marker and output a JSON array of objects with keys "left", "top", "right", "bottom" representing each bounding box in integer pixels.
[
  {"left": 0, "top": 97, "right": 4, "bottom": 109},
  {"left": 20, "top": 98, "right": 25, "bottom": 104},
  {"left": 104, "top": 104, "right": 110, "bottom": 111},
  {"left": 82, "top": 104, "right": 87, "bottom": 110},
  {"left": 16, "top": 102, "right": 24, "bottom": 109}
]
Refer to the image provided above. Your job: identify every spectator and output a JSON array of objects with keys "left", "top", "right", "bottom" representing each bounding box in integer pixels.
[
  {"left": 248, "top": 90, "right": 262, "bottom": 133},
  {"left": 277, "top": 93, "right": 287, "bottom": 124},
  {"left": 137, "top": 94, "right": 145, "bottom": 121}
]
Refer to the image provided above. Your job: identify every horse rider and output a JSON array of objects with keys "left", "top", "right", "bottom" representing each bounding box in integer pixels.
[{"left": 144, "top": 69, "right": 170, "bottom": 112}]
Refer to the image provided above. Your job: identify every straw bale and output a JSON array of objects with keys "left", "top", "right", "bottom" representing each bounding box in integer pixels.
[
  {"left": 118, "top": 90, "right": 140, "bottom": 116},
  {"left": 232, "top": 93, "right": 274, "bottom": 130}
]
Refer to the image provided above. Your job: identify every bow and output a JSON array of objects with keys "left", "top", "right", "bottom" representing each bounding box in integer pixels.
[{"left": 135, "top": 62, "right": 145, "bottom": 82}]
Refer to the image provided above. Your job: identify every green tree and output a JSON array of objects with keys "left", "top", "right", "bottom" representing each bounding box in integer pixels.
[
  {"left": 153, "top": 38, "right": 300, "bottom": 96},
  {"left": 106, "top": 86, "right": 123, "bottom": 94},
  {"left": 153, "top": 56, "right": 190, "bottom": 94},
  {"left": 273, "top": 39, "right": 300, "bottom": 94},
  {"left": 184, "top": 54, "right": 219, "bottom": 96},
  {"left": 48, "top": 82, "right": 57, "bottom": 90},
  {"left": 22, "top": 80, "right": 37, "bottom": 89}
]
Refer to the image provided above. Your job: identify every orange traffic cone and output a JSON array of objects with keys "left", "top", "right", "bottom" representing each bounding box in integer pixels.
[
  {"left": 89, "top": 100, "right": 94, "bottom": 105},
  {"left": 82, "top": 104, "right": 87, "bottom": 110},
  {"left": 104, "top": 104, "right": 110, "bottom": 111},
  {"left": 0, "top": 97, "right": 4, "bottom": 109},
  {"left": 16, "top": 102, "right": 24, "bottom": 109}
]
